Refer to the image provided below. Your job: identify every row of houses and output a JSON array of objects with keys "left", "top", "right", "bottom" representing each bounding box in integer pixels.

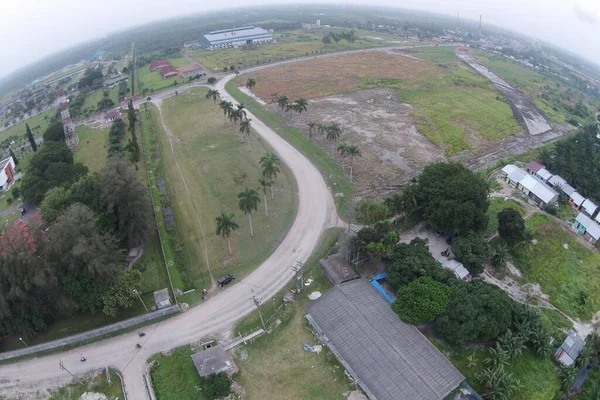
[
  {"left": 500, "top": 164, "right": 559, "bottom": 208},
  {"left": 148, "top": 60, "right": 203, "bottom": 80}
]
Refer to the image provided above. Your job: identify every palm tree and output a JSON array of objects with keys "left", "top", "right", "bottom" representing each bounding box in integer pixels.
[
  {"left": 492, "top": 244, "right": 508, "bottom": 268},
  {"left": 236, "top": 103, "right": 247, "bottom": 119},
  {"left": 246, "top": 78, "right": 256, "bottom": 91},
  {"left": 325, "top": 123, "right": 342, "bottom": 157},
  {"left": 215, "top": 212, "right": 239, "bottom": 255},
  {"left": 307, "top": 121, "right": 317, "bottom": 138},
  {"left": 258, "top": 178, "right": 272, "bottom": 217},
  {"left": 344, "top": 144, "right": 361, "bottom": 182},
  {"left": 219, "top": 100, "right": 233, "bottom": 121},
  {"left": 205, "top": 89, "right": 220, "bottom": 103},
  {"left": 238, "top": 188, "right": 260, "bottom": 236},
  {"left": 260, "top": 152, "right": 281, "bottom": 198},
  {"left": 317, "top": 123, "right": 326, "bottom": 136},
  {"left": 239, "top": 118, "right": 252, "bottom": 141},
  {"left": 337, "top": 142, "right": 348, "bottom": 166},
  {"left": 294, "top": 98, "right": 308, "bottom": 114},
  {"left": 276, "top": 96, "right": 289, "bottom": 112}
]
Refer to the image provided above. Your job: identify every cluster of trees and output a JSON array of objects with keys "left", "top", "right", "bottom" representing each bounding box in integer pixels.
[
  {"left": 209, "top": 90, "right": 254, "bottom": 142},
  {"left": 108, "top": 119, "right": 126, "bottom": 157},
  {"left": 322, "top": 30, "right": 356, "bottom": 44},
  {"left": 78, "top": 67, "right": 104, "bottom": 90},
  {"left": 97, "top": 90, "right": 115, "bottom": 112}
]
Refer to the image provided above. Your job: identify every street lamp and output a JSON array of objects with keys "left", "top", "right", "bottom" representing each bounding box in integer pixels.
[
  {"left": 132, "top": 289, "right": 149, "bottom": 312},
  {"left": 19, "top": 337, "right": 28, "bottom": 347}
]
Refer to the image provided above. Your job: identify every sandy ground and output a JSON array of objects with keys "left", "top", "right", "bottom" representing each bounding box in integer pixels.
[
  {"left": 0, "top": 74, "right": 343, "bottom": 399},
  {"left": 268, "top": 88, "right": 445, "bottom": 197}
]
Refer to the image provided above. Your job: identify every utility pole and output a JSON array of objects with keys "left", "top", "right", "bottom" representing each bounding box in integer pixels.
[
  {"left": 133, "top": 289, "right": 148, "bottom": 312},
  {"left": 19, "top": 337, "right": 28, "bottom": 347},
  {"left": 291, "top": 261, "right": 304, "bottom": 292},
  {"left": 59, "top": 359, "right": 84, "bottom": 385},
  {"left": 252, "top": 296, "right": 265, "bottom": 330}
]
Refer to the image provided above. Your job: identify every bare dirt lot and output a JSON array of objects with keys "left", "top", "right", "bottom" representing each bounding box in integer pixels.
[{"left": 266, "top": 88, "right": 445, "bottom": 196}]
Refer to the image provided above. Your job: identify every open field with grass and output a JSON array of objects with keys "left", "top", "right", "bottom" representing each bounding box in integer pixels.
[
  {"left": 73, "top": 125, "right": 109, "bottom": 172},
  {"left": 80, "top": 86, "right": 120, "bottom": 116},
  {"left": 511, "top": 213, "right": 600, "bottom": 319},
  {"left": 486, "top": 197, "right": 527, "bottom": 236},
  {"left": 150, "top": 346, "right": 209, "bottom": 400},
  {"left": 248, "top": 50, "right": 522, "bottom": 156},
  {"left": 475, "top": 51, "right": 600, "bottom": 125},
  {"left": 0, "top": 106, "right": 58, "bottom": 142},
  {"left": 49, "top": 368, "right": 123, "bottom": 400},
  {"left": 137, "top": 57, "right": 191, "bottom": 93},
  {"left": 189, "top": 29, "right": 415, "bottom": 72}
]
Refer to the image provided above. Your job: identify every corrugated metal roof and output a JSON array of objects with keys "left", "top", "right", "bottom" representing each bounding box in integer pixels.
[
  {"left": 576, "top": 212, "right": 600, "bottom": 240},
  {"left": 306, "top": 279, "right": 464, "bottom": 400},
  {"left": 570, "top": 192, "right": 586, "bottom": 207},
  {"left": 202, "top": 26, "right": 271, "bottom": 43},
  {"left": 519, "top": 174, "right": 558, "bottom": 203},
  {"left": 438, "top": 258, "right": 470, "bottom": 280},
  {"left": 582, "top": 199, "right": 598, "bottom": 216},
  {"left": 536, "top": 168, "right": 553, "bottom": 182},
  {"left": 548, "top": 175, "right": 567, "bottom": 188},
  {"left": 507, "top": 168, "right": 527, "bottom": 184},
  {"left": 501, "top": 164, "right": 519, "bottom": 175}
]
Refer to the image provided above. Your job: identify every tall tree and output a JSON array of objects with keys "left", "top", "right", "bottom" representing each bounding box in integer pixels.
[
  {"left": 8, "top": 148, "right": 18, "bottom": 165},
  {"left": 325, "top": 123, "right": 342, "bottom": 157},
  {"left": 206, "top": 89, "right": 221, "bottom": 103},
  {"left": 452, "top": 232, "right": 489, "bottom": 275},
  {"left": 497, "top": 208, "right": 527, "bottom": 246},
  {"left": 215, "top": 212, "right": 239, "bottom": 255},
  {"left": 219, "top": 100, "right": 233, "bottom": 121},
  {"left": 40, "top": 186, "right": 72, "bottom": 224},
  {"left": 25, "top": 123, "right": 37, "bottom": 152},
  {"left": 258, "top": 178, "right": 272, "bottom": 217},
  {"left": 344, "top": 144, "right": 361, "bottom": 182},
  {"left": 393, "top": 277, "right": 453, "bottom": 324},
  {"left": 307, "top": 121, "right": 317, "bottom": 138},
  {"left": 294, "top": 98, "right": 308, "bottom": 114},
  {"left": 238, "top": 187, "right": 260, "bottom": 236},
  {"left": 246, "top": 78, "right": 256, "bottom": 91},
  {"left": 126, "top": 100, "right": 139, "bottom": 162},
  {"left": 42, "top": 120, "right": 65, "bottom": 142},
  {"left": 276, "top": 96, "right": 289, "bottom": 112},
  {"left": 260, "top": 152, "right": 281, "bottom": 198},
  {"left": 239, "top": 118, "right": 252, "bottom": 141}
]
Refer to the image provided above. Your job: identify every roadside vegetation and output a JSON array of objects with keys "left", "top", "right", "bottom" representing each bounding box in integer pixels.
[{"left": 49, "top": 368, "right": 124, "bottom": 400}]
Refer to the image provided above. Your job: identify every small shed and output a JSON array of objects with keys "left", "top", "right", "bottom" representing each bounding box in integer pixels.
[
  {"left": 320, "top": 253, "right": 359, "bottom": 285},
  {"left": 191, "top": 345, "right": 233, "bottom": 377},
  {"left": 555, "top": 331, "right": 586, "bottom": 366},
  {"left": 573, "top": 213, "right": 600, "bottom": 244},
  {"left": 153, "top": 288, "right": 171, "bottom": 309},
  {"left": 438, "top": 258, "right": 471, "bottom": 280},
  {"left": 569, "top": 192, "right": 586, "bottom": 209},
  {"left": 526, "top": 161, "right": 545, "bottom": 174},
  {"left": 104, "top": 109, "right": 122, "bottom": 123},
  {"left": 535, "top": 168, "right": 553, "bottom": 182},
  {"left": 581, "top": 199, "right": 598, "bottom": 217}
]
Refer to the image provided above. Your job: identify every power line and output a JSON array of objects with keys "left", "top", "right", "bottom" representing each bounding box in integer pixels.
[{"left": 59, "top": 359, "right": 84, "bottom": 385}]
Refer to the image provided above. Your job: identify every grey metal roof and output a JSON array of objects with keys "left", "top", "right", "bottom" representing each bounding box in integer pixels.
[
  {"left": 570, "top": 192, "right": 586, "bottom": 207},
  {"left": 191, "top": 345, "right": 232, "bottom": 377},
  {"left": 582, "top": 199, "right": 598, "bottom": 216},
  {"left": 575, "top": 213, "right": 600, "bottom": 240},
  {"left": 320, "top": 253, "right": 359, "bottom": 285},
  {"left": 201, "top": 26, "right": 271, "bottom": 45},
  {"left": 306, "top": 279, "right": 464, "bottom": 400},
  {"left": 519, "top": 174, "right": 558, "bottom": 204}
]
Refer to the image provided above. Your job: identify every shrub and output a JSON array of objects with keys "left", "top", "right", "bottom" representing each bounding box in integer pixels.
[
  {"left": 207, "top": 77, "right": 217, "bottom": 84},
  {"left": 200, "top": 372, "right": 231, "bottom": 400},
  {"left": 355, "top": 199, "right": 389, "bottom": 224},
  {"left": 393, "top": 277, "right": 452, "bottom": 324}
]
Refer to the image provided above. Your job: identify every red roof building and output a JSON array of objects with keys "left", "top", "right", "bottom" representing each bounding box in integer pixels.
[
  {"left": 149, "top": 60, "right": 172, "bottom": 72},
  {"left": 160, "top": 65, "right": 179, "bottom": 79},
  {"left": 0, "top": 213, "right": 42, "bottom": 253}
]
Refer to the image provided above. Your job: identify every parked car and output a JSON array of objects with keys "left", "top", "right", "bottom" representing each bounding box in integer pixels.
[{"left": 218, "top": 274, "right": 235, "bottom": 287}]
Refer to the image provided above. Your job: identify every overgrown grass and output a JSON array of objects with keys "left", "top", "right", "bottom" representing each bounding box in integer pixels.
[
  {"left": 0, "top": 107, "right": 58, "bottom": 143},
  {"left": 150, "top": 346, "right": 208, "bottom": 400},
  {"left": 80, "top": 86, "right": 120, "bottom": 116},
  {"left": 226, "top": 79, "right": 352, "bottom": 216},
  {"left": 49, "top": 368, "right": 124, "bottom": 400},
  {"left": 73, "top": 125, "right": 109, "bottom": 172},
  {"left": 512, "top": 213, "right": 600, "bottom": 319},
  {"left": 486, "top": 197, "right": 527, "bottom": 236},
  {"left": 415, "top": 46, "right": 459, "bottom": 63},
  {"left": 155, "top": 87, "right": 298, "bottom": 291}
]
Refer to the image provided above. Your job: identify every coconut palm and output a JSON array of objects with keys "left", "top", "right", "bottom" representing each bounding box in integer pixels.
[
  {"left": 205, "top": 89, "right": 220, "bottom": 103},
  {"left": 492, "top": 244, "right": 509, "bottom": 268},
  {"left": 239, "top": 118, "right": 252, "bottom": 141},
  {"left": 317, "top": 123, "right": 326, "bottom": 136},
  {"left": 325, "top": 123, "right": 342, "bottom": 157},
  {"left": 246, "top": 78, "right": 256, "bottom": 91},
  {"left": 276, "top": 95, "right": 289, "bottom": 112},
  {"left": 215, "top": 212, "right": 239, "bottom": 255},
  {"left": 258, "top": 178, "right": 272, "bottom": 217},
  {"left": 219, "top": 100, "right": 233, "bottom": 121},
  {"left": 260, "top": 152, "right": 281, "bottom": 198},
  {"left": 238, "top": 188, "right": 260, "bottom": 236},
  {"left": 307, "top": 121, "right": 317, "bottom": 138},
  {"left": 344, "top": 144, "right": 362, "bottom": 182},
  {"left": 236, "top": 103, "right": 247, "bottom": 119},
  {"left": 294, "top": 98, "right": 308, "bottom": 114}
]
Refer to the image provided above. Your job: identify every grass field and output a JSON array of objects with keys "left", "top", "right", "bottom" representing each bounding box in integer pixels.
[
  {"left": 154, "top": 87, "right": 297, "bottom": 290},
  {"left": 73, "top": 125, "right": 109, "bottom": 172},
  {"left": 248, "top": 50, "right": 522, "bottom": 155},
  {"left": 226, "top": 79, "right": 352, "bottom": 216},
  {"left": 49, "top": 368, "right": 124, "bottom": 400},
  {"left": 486, "top": 197, "right": 527, "bottom": 236},
  {"left": 137, "top": 57, "right": 191, "bottom": 93},
  {"left": 0, "top": 106, "right": 58, "bottom": 142},
  {"left": 80, "top": 87, "right": 120, "bottom": 115},
  {"left": 511, "top": 213, "right": 600, "bottom": 319},
  {"left": 189, "top": 29, "right": 414, "bottom": 72},
  {"left": 150, "top": 346, "right": 209, "bottom": 400}
]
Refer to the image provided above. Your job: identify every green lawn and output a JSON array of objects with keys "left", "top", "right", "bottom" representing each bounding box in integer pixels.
[
  {"left": 486, "top": 197, "right": 527, "bottom": 236},
  {"left": 81, "top": 87, "right": 120, "bottom": 116},
  {"left": 415, "top": 46, "right": 461, "bottom": 63},
  {"left": 189, "top": 29, "right": 413, "bottom": 72},
  {"left": 153, "top": 88, "right": 298, "bottom": 291},
  {"left": 73, "top": 125, "right": 109, "bottom": 172},
  {"left": 137, "top": 57, "right": 191, "bottom": 93},
  {"left": 512, "top": 213, "right": 600, "bottom": 319},
  {"left": 0, "top": 181, "right": 22, "bottom": 212},
  {"left": 0, "top": 210, "right": 21, "bottom": 232},
  {"left": 49, "top": 368, "right": 124, "bottom": 400},
  {"left": 0, "top": 107, "right": 58, "bottom": 143},
  {"left": 150, "top": 346, "right": 208, "bottom": 400},
  {"left": 226, "top": 79, "right": 353, "bottom": 217}
]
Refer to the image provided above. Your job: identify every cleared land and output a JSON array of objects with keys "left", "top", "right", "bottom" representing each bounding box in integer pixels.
[
  {"left": 137, "top": 57, "right": 191, "bottom": 93},
  {"left": 512, "top": 213, "right": 600, "bottom": 319},
  {"left": 150, "top": 87, "right": 298, "bottom": 291},
  {"left": 49, "top": 368, "right": 124, "bottom": 400},
  {"left": 73, "top": 125, "right": 109, "bottom": 172},
  {"left": 189, "top": 29, "right": 415, "bottom": 71}
]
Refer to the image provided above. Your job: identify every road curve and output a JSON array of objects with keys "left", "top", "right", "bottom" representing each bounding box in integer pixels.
[{"left": 0, "top": 73, "right": 339, "bottom": 399}]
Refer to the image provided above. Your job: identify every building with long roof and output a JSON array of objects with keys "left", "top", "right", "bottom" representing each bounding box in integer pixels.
[{"left": 199, "top": 26, "right": 273, "bottom": 50}]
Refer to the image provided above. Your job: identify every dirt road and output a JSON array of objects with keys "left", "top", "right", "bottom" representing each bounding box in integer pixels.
[{"left": 0, "top": 74, "right": 340, "bottom": 399}]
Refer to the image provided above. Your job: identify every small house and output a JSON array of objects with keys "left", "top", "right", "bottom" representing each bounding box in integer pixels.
[
  {"left": 191, "top": 345, "right": 233, "bottom": 377},
  {"left": 438, "top": 258, "right": 471, "bottom": 281},
  {"left": 518, "top": 174, "right": 559, "bottom": 208},
  {"left": 581, "top": 199, "right": 598, "bottom": 218},
  {"left": 0, "top": 156, "right": 16, "bottom": 191},
  {"left": 526, "top": 161, "right": 545, "bottom": 174},
  {"left": 103, "top": 109, "right": 122, "bottom": 123},
  {"left": 548, "top": 175, "right": 576, "bottom": 196},
  {"left": 573, "top": 213, "right": 600, "bottom": 244},
  {"left": 179, "top": 66, "right": 204, "bottom": 79},
  {"left": 535, "top": 168, "right": 553, "bottom": 182},
  {"left": 500, "top": 164, "right": 527, "bottom": 188},
  {"left": 555, "top": 331, "right": 586, "bottom": 366},
  {"left": 160, "top": 66, "right": 178, "bottom": 79},
  {"left": 153, "top": 288, "right": 172, "bottom": 309},
  {"left": 149, "top": 60, "right": 172, "bottom": 72},
  {"left": 569, "top": 192, "right": 586, "bottom": 210}
]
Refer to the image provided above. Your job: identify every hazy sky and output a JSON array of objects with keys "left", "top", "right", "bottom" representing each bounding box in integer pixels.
[{"left": 0, "top": 0, "right": 599, "bottom": 79}]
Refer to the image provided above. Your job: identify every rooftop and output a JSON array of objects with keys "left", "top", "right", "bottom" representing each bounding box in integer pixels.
[
  {"left": 202, "top": 26, "right": 271, "bottom": 43},
  {"left": 519, "top": 174, "right": 558, "bottom": 203},
  {"left": 570, "top": 192, "right": 586, "bottom": 207},
  {"left": 191, "top": 345, "right": 232, "bottom": 377},
  {"left": 526, "top": 161, "right": 545, "bottom": 173},
  {"left": 536, "top": 168, "right": 553, "bottom": 182},
  {"left": 0, "top": 156, "right": 13, "bottom": 170},
  {"left": 319, "top": 253, "right": 359, "bottom": 285},
  {"left": 438, "top": 258, "right": 471, "bottom": 280},
  {"left": 582, "top": 199, "right": 598, "bottom": 216},
  {"left": 306, "top": 278, "right": 464, "bottom": 400},
  {"left": 576, "top": 213, "right": 600, "bottom": 240}
]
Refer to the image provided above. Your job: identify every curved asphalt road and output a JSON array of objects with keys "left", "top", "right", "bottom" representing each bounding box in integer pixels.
[{"left": 0, "top": 72, "right": 339, "bottom": 399}]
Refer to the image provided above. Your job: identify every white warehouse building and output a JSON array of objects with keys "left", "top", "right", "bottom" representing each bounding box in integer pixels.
[{"left": 199, "top": 26, "right": 273, "bottom": 50}]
